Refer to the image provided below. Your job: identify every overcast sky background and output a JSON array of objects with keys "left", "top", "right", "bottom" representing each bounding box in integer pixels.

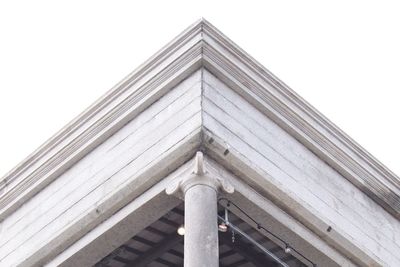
[{"left": 0, "top": 1, "right": 399, "bottom": 178}]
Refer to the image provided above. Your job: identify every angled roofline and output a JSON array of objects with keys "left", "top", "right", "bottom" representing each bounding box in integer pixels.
[
  {"left": 1, "top": 18, "right": 399, "bottom": 221},
  {"left": 0, "top": 19, "right": 204, "bottom": 220}
]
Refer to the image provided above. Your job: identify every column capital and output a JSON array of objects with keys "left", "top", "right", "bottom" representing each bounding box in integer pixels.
[{"left": 166, "top": 151, "right": 234, "bottom": 197}]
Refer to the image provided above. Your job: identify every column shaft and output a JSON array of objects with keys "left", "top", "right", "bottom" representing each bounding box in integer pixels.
[{"left": 184, "top": 184, "right": 218, "bottom": 267}]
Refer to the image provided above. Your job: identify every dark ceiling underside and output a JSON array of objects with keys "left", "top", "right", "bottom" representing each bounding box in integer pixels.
[{"left": 94, "top": 204, "right": 306, "bottom": 267}]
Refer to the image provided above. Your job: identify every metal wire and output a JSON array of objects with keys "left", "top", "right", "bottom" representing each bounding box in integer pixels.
[
  {"left": 218, "top": 198, "right": 316, "bottom": 267},
  {"left": 218, "top": 214, "right": 290, "bottom": 267}
]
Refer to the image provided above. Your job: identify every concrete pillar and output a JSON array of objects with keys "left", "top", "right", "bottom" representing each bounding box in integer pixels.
[
  {"left": 183, "top": 181, "right": 218, "bottom": 267},
  {"left": 166, "top": 152, "right": 234, "bottom": 267}
]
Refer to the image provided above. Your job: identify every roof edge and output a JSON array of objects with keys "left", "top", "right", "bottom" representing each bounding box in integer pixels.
[
  {"left": 0, "top": 19, "right": 399, "bottom": 221},
  {"left": 200, "top": 20, "right": 400, "bottom": 219},
  {"left": 0, "top": 19, "right": 205, "bottom": 220}
]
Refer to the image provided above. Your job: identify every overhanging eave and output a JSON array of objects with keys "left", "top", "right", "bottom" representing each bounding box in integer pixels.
[
  {"left": 1, "top": 19, "right": 398, "bottom": 222},
  {"left": 0, "top": 19, "right": 399, "bottom": 267},
  {"left": 1, "top": 19, "right": 399, "bottom": 222}
]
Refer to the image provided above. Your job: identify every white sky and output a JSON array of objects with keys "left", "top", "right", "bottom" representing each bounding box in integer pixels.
[{"left": 0, "top": 1, "right": 399, "bottom": 178}]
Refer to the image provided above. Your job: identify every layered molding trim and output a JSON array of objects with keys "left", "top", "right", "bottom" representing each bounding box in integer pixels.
[
  {"left": 1, "top": 19, "right": 399, "bottom": 220},
  {"left": 0, "top": 20, "right": 204, "bottom": 220}
]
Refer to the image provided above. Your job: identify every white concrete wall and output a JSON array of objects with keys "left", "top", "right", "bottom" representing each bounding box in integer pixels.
[
  {"left": 202, "top": 69, "right": 400, "bottom": 266},
  {"left": 0, "top": 70, "right": 202, "bottom": 266}
]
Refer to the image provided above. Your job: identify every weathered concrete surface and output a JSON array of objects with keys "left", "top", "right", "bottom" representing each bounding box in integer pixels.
[
  {"left": 202, "top": 69, "right": 400, "bottom": 266},
  {"left": 166, "top": 152, "right": 234, "bottom": 267},
  {"left": 184, "top": 185, "right": 219, "bottom": 267}
]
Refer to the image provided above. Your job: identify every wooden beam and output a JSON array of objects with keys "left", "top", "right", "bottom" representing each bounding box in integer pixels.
[
  {"left": 159, "top": 217, "right": 180, "bottom": 228},
  {"left": 155, "top": 258, "right": 180, "bottom": 267},
  {"left": 219, "top": 233, "right": 279, "bottom": 267},
  {"left": 132, "top": 236, "right": 156, "bottom": 247},
  {"left": 126, "top": 232, "right": 182, "bottom": 267},
  {"left": 121, "top": 245, "right": 142, "bottom": 255},
  {"left": 229, "top": 259, "right": 248, "bottom": 267},
  {"left": 147, "top": 226, "right": 168, "bottom": 237},
  {"left": 220, "top": 249, "right": 236, "bottom": 259}
]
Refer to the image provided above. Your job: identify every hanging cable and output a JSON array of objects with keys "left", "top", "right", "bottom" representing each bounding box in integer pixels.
[
  {"left": 218, "top": 198, "right": 316, "bottom": 267},
  {"left": 218, "top": 214, "right": 289, "bottom": 267}
]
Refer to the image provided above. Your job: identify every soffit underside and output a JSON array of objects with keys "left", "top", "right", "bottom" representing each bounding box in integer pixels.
[
  {"left": 94, "top": 204, "right": 307, "bottom": 267},
  {"left": 41, "top": 156, "right": 350, "bottom": 267}
]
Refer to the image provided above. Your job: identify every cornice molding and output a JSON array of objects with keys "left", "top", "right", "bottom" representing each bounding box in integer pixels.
[
  {"left": 1, "top": 19, "right": 399, "bottom": 221},
  {"left": 200, "top": 21, "right": 400, "bottom": 219},
  {"left": 0, "top": 20, "right": 204, "bottom": 220}
]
